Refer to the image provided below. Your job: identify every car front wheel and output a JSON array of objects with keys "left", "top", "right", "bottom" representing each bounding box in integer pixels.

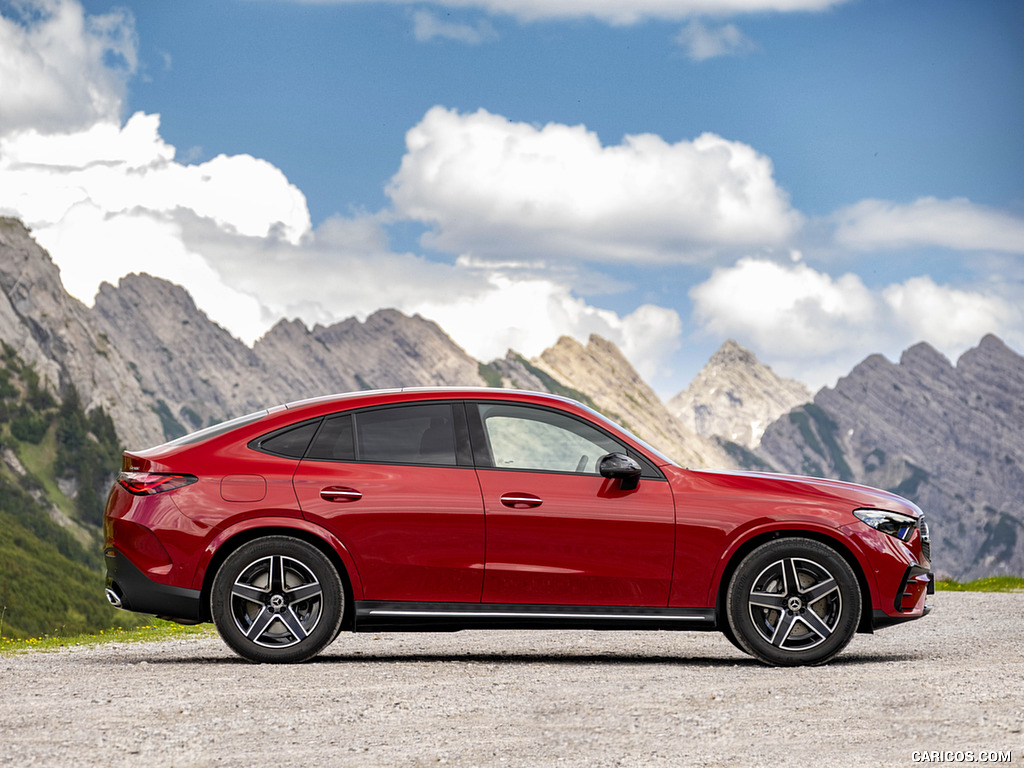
[
  {"left": 211, "top": 535, "right": 344, "bottom": 663},
  {"left": 725, "top": 537, "right": 861, "bottom": 666}
]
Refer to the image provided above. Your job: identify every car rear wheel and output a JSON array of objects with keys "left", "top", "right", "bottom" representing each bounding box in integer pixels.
[
  {"left": 211, "top": 536, "right": 344, "bottom": 663},
  {"left": 726, "top": 537, "right": 861, "bottom": 666}
]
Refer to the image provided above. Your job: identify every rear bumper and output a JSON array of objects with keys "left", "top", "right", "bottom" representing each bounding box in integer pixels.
[{"left": 104, "top": 548, "right": 204, "bottom": 622}]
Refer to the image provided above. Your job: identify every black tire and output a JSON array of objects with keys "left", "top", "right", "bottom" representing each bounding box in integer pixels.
[
  {"left": 725, "top": 537, "right": 861, "bottom": 667},
  {"left": 211, "top": 536, "right": 344, "bottom": 663},
  {"left": 719, "top": 617, "right": 748, "bottom": 655}
]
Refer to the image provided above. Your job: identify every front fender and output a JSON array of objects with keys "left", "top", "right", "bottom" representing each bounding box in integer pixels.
[{"left": 703, "top": 519, "right": 882, "bottom": 610}]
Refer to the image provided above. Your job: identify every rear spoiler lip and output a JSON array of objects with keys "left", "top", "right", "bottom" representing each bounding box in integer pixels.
[{"left": 121, "top": 451, "right": 154, "bottom": 473}]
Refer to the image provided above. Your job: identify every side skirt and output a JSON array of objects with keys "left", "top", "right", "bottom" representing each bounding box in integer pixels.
[{"left": 354, "top": 601, "right": 717, "bottom": 632}]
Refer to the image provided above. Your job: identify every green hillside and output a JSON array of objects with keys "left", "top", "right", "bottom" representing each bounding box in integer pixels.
[{"left": 0, "top": 343, "right": 144, "bottom": 638}]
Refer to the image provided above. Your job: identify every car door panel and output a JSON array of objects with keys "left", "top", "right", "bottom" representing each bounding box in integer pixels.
[
  {"left": 293, "top": 461, "right": 484, "bottom": 602},
  {"left": 477, "top": 470, "right": 675, "bottom": 605}
]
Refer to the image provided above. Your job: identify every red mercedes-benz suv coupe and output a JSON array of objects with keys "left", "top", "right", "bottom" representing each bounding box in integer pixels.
[{"left": 104, "top": 388, "right": 932, "bottom": 665}]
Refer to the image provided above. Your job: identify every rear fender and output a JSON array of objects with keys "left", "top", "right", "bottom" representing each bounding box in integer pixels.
[{"left": 193, "top": 516, "right": 365, "bottom": 600}]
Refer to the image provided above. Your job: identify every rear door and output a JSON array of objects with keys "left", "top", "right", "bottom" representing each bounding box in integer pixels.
[{"left": 292, "top": 402, "right": 484, "bottom": 602}]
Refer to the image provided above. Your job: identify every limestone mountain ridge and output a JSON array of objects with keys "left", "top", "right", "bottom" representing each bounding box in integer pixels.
[
  {"left": 756, "top": 336, "right": 1024, "bottom": 580},
  {"left": 668, "top": 339, "right": 811, "bottom": 450}
]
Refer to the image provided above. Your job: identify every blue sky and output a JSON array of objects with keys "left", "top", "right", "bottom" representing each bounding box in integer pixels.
[
  {"left": 122, "top": 1, "right": 1023, "bottom": 217},
  {"left": 2, "top": 0, "right": 1023, "bottom": 397}
]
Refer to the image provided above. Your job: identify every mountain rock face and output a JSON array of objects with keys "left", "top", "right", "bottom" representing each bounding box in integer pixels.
[
  {"left": 90, "top": 267, "right": 723, "bottom": 468},
  {"left": 668, "top": 339, "right": 811, "bottom": 449},
  {"left": 757, "top": 336, "right": 1024, "bottom": 580},
  {"left": 92, "top": 273, "right": 488, "bottom": 446},
  {"left": 534, "top": 335, "right": 733, "bottom": 469},
  {"left": 480, "top": 351, "right": 557, "bottom": 393},
  {"left": 92, "top": 274, "right": 275, "bottom": 438},
  {"left": 253, "top": 309, "right": 487, "bottom": 399},
  {"left": 88, "top": 269, "right": 721, "bottom": 470},
  {"left": 0, "top": 219, "right": 162, "bottom": 448}
]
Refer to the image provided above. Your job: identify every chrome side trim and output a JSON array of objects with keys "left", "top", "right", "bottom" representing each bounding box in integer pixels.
[
  {"left": 353, "top": 602, "right": 718, "bottom": 631},
  {"left": 367, "top": 609, "right": 707, "bottom": 621}
]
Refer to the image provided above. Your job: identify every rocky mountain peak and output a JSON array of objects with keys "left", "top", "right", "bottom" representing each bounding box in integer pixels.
[
  {"left": 0, "top": 218, "right": 163, "bottom": 448},
  {"left": 668, "top": 339, "right": 811, "bottom": 449},
  {"left": 92, "top": 272, "right": 272, "bottom": 439},
  {"left": 709, "top": 338, "right": 757, "bottom": 366},
  {"left": 534, "top": 334, "right": 732, "bottom": 468},
  {"left": 899, "top": 341, "right": 954, "bottom": 379},
  {"left": 758, "top": 335, "right": 1024, "bottom": 580},
  {"left": 958, "top": 333, "right": 1018, "bottom": 376}
]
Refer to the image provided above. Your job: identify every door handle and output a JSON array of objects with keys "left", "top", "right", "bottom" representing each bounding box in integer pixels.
[
  {"left": 320, "top": 486, "right": 362, "bottom": 502},
  {"left": 500, "top": 493, "right": 542, "bottom": 509}
]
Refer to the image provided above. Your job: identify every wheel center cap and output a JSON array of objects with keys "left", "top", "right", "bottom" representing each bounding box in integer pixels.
[
  {"left": 269, "top": 594, "right": 286, "bottom": 612},
  {"left": 787, "top": 596, "right": 804, "bottom": 612}
]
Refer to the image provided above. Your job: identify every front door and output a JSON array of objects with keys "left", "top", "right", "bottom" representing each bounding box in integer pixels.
[{"left": 471, "top": 403, "right": 675, "bottom": 607}]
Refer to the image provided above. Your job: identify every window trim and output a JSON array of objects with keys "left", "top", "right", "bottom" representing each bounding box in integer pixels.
[
  {"left": 249, "top": 398, "right": 666, "bottom": 479},
  {"left": 253, "top": 402, "right": 474, "bottom": 469}
]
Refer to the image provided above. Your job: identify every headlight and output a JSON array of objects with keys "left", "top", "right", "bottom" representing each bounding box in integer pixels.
[{"left": 852, "top": 508, "right": 917, "bottom": 542}]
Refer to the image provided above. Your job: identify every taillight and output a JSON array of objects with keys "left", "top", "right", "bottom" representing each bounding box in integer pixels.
[{"left": 117, "top": 472, "right": 198, "bottom": 496}]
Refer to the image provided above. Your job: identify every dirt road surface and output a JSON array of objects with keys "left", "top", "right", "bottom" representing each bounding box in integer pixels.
[{"left": 2, "top": 592, "right": 1021, "bottom": 767}]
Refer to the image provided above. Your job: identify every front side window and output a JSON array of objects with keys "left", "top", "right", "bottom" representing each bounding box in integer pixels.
[{"left": 476, "top": 403, "right": 624, "bottom": 474}]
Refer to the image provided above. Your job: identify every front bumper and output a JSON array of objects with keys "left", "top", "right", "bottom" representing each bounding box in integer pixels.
[
  {"left": 104, "top": 548, "right": 204, "bottom": 622},
  {"left": 871, "top": 563, "right": 933, "bottom": 630}
]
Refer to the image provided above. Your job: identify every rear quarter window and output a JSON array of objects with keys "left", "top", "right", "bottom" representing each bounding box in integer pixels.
[{"left": 250, "top": 419, "right": 321, "bottom": 458}]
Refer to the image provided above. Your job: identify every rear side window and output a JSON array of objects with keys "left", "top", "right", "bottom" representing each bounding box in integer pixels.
[
  {"left": 357, "top": 404, "right": 457, "bottom": 465},
  {"left": 251, "top": 419, "right": 321, "bottom": 458},
  {"left": 289, "top": 402, "right": 470, "bottom": 466},
  {"left": 306, "top": 415, "right": 355, "bottom": 461}
]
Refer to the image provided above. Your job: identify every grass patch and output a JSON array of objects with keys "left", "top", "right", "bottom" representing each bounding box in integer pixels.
[
  {"left": 13, "top": 422, "right": 76, "bottom": 519},
  {"left": 0, "top": 618, "right": 216, "bottom": 654},
  {"left": 935, "top": 576, "right": 1024, "bottom": 592}
]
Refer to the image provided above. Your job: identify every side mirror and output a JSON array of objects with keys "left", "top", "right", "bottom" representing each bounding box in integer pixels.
[{"left": 598, "top": 452, "right": 642, "bottom": 491}]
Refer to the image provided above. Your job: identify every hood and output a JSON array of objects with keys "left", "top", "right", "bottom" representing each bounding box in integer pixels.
[{"left": 686, "top": 468, "right": 923, "bottom": 519}]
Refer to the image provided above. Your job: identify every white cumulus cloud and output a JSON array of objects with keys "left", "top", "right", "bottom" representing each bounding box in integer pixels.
[
  {"left": 0, "top": 113, "right": 311, "bottom": 246},
  {"left": 882, "top": 276, "right": 1019, "bottom": 351},
  {"left": 0, "top": 101, "right": 685, "bottom": 379},
  {"left": 690, "top": 257, "right": 876, "bottom": 358},
  {"left": 184, "top": 213, "right": 684, "bottom": 380},
  {"left": 0, "top": 111, "right": 312, "bottom": 336},
  {"left": 0, "top": 0, "right": 136, "bottom": 135},
  {"left": 834, "top": 197, "right": 1024, "bottom": 254},
  {"left": 408, "top": 273, "right": 683, "bottom": 379},
  {"left": 388, "top": 106, "right": 802, "bottom": 263},
  {"left": 690, "top": 257, "right": 1022, "bottom": 387}
]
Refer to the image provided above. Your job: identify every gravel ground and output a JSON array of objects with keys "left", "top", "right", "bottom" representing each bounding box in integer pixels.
[{"left": 2, "top": 592, "right": 1022, "bottom": 768}]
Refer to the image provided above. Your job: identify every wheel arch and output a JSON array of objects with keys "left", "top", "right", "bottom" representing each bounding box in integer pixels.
[
  {"left": 197, "top": 521, "right": 361, "bottom": 629},
  {"left": 712, "top": 528, "right": 877, "bottom": 635}
]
